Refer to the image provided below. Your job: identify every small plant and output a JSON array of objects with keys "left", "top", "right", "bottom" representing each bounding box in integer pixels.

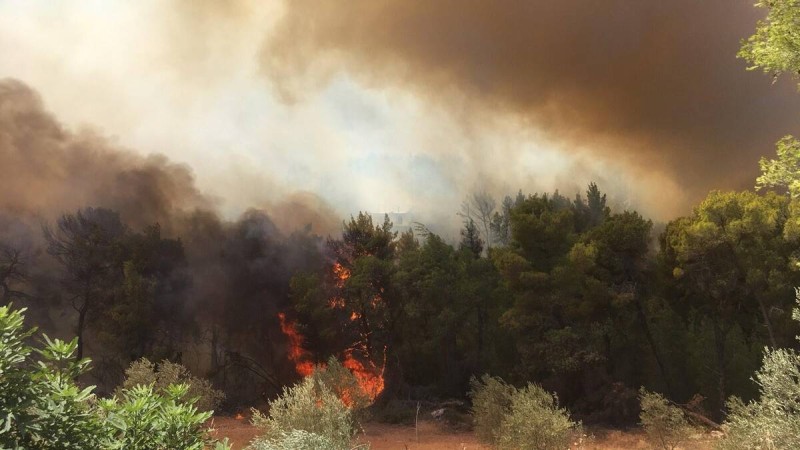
[
  {"left": 249, "top": 376, "right": 356, "bottom": 450},
  {"left": 0, "top": 304, "right": 230, "bottom": 450},
  {"left": 469, "top": 374, "right": 580, "bottom": 450},
  {"left": 118, "top": 357, "right": 225, "bottom": 412},
  {"left": 639, "top": 388, "right": 692, "bottom": 450},
  {"left": 247, "top": 429, "right": 341, "bottom": 450}
]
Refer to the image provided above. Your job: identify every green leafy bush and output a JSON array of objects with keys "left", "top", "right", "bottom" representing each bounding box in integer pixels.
[
  {"left": 639, "top": 388, "right": 691, "bottom": 450},
  {"left": 0, "top": 304, "right": 229, "bottom": 450},
  {"left": 311, "top": 356, "right": 372, "bottom": 413},
  {"left": 249, "top": 376, "right": 357, "bottom": 450},
  {"left": 469, "top": 374, "right": 580, "bottom": 450},
  {"left": 118, "top": 357, "right": 225, "bottom": 412},
  {"left": 718, "top": 347, "right": 800, "bottom": 450},
  {"left": 469, "top": 374, "right": 516, "bottom": 443},
  {"left": 247, "top": 429, "right": 341, "bottom": 450},
  {"left": 100, "top": 384, "right": 219, "bottom": 450}
]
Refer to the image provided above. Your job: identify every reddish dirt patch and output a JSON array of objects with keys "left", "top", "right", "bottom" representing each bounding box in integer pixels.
[{"left": 211, "top": 416, "right": 717, "bottom": 449}]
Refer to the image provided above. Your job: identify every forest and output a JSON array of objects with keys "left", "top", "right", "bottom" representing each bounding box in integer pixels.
[{"left": 5, "top": 0, "right": 800, "bottom": 449}]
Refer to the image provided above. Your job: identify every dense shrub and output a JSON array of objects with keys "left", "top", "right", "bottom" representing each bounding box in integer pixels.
[
  {"left": 0, "top": 304, "right": 229, "bottom": 450},
  {"left": 469, "top": 374, "right": 580, "bottom": 450},
  {"left": 312, "top": 357, "right": 372, "bottom": 413},
  {"left": 717, "top": 297, "right": 800, "bottom": 449},
  {"left": 247, "top": 429, "right": 342, "bottom": 450},
  {"left": 639, "top": 388, "right": 692, "bottom": 450},
  {"left": 469, "top": 374, "right": 516, "bottom": 443},
  {"left": 118, "top": 357, "right": 225, "bottom": 412},
  {"left": 101, "top": 383, "right": 223, "bottom": 450},
  {"left": 249, "top": 376, "right": 356, "bottom": 450},
  {"left": 718, "top": 347, "right": 800, "bottom": 450}
]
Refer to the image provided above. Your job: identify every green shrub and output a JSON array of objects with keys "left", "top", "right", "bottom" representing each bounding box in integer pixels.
[
  {"left": 100, "top": 384, "right": 220, "bottom": 450},
  {"left": 639, "top": 388, "right": 691, "bottom": 450},
  {"left": 311, "top": 356, "right": 372, "bottom": 413},
  {"left": 718, "top": 347, "right": 800, "bottom": 450},
  {"left": 469, "top": 374, "right": 580, "bottom": 450},
  {"left": 249, "top": 377, "right": 356, "bottom": 450},
  {"left": 717, "top": 296, "right": 800, "bottom": 450},
  {"left": 247, "top": 429, "right": 341, "bottom": 450},
  {"left": 118, "top": 357, "right": 225, "bottom": 412},
  {"left": 0, "top": 305, "right": 105, "bottom": 449},
  {"left": 0, "top": 304, "right": 229, "bottom": 450},
  {"left": 469, "top": 374, "right": 516, "bottom": 443},
  {"left": 497, "top": 383, "right": 579, "bottom": 450}
]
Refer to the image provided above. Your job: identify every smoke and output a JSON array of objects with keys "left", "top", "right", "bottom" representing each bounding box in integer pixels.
[{"left": 261, "top": 0, "right": 800, "bottom": 212}]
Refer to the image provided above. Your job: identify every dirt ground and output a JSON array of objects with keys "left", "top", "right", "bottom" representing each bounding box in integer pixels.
[{"left": 212, "top": 416, "right": 717, "bottom": 449}]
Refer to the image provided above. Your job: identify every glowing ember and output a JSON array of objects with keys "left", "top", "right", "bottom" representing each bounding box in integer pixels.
[{"left": 277, "top": 312, "right": 315, "bottom": 377}]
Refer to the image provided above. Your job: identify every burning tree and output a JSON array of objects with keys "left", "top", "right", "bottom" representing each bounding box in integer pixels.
[{"left": 282, "top": 212, "right": 397, "bottom": 403}]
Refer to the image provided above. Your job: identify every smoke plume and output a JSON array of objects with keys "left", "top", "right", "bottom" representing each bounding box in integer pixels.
[{"left": 262, "top": 0, "right": 800, "bottom": 210}]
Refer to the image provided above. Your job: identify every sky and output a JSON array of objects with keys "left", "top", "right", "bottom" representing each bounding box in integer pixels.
[{"left": 0, "top": 0, "right": 797, "bottom": 233}]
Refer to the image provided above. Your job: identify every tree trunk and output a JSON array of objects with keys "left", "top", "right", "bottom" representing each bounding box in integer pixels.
[
  {"left": 757, "top": 297, "right": 777, "bottom": 348},
  {"left": 713, "top": 318, "right": 727, "bottom": 418},
  {"left": 76, "top": 302, "right": 88, "bottom": 361},
  {"left": 476, "top": 304, "right": 485, "bottom": 371},
  {"left": 634, "top": 296, "right": 673, "bottom": 396}
]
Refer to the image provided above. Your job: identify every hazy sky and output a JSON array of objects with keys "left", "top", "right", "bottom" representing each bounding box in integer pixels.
[{"left": 1, "top": 0, "right": 797, "bottom": 229}]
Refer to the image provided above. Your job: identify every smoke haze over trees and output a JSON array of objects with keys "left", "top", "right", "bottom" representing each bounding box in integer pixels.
[{"left": 6, "top": 0, "right": 800, "bottom": 435}]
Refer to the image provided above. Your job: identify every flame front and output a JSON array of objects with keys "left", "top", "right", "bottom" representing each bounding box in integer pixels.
[
  {"left": 342, "top": 349, "right": 386, "bottom": 401},
  {"left": 277, "top": 260, "right": 386, "bottom": 404},
  {"left": 277, "top": 312, "right": 314, "bottom": 377}
]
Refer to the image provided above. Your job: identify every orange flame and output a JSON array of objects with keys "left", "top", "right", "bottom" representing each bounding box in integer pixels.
[
  {"left": 276, "top": 260, "right": 385, "bottom": 405},
  {"left": 333, "top": 262, "right": 350, "bottom": 287},
  {"left": 277, "top": 312, "right": 314, "bottom": 377},
  {"left": 342, "top": 349, "right": 386, "bottom": 401}
]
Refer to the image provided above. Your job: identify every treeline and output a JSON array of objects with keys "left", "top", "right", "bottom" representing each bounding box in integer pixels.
[
  {"left": 287, "top": 180, "right": 800, "bottom": 424},
  {"left": 4, "top": 173, "right": 799, "bottom": 424},
  {"left": 0, "top": 208, "right": 327, "bottom": 405}
]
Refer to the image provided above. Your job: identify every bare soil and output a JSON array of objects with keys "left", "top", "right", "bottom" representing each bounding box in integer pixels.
[{"left": 211, "top": 416, "right": 717, "bottom": 449}]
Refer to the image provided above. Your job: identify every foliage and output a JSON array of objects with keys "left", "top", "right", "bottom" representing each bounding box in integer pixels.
[
  {"left": 312, "top": 356, "right": 372, "bottom": 413},
  {"left": 247, "top": 429, "right": 344, "bottom": 450},
  {"left": 756, "top": 136, "right": 800, "bottom": 198},
  {"left": 639, "top": 388, "right": 692, "bottom": 450},
  {"left": 0, "top": 304, "right": 228, "bottom": 450},
  {"left": 469, "top": 375, "right": 516, "bottom": 444},
  {"left": 718, "top": 298, "right": 800, "bottom": 449},
  {"left": 660, "top": 190, "right": 795, "bottom": 414},
  {"left": 739, "top": 0, "right": 800, "bottom": 87},
  {"left": 469, "top": 375, "right": 579, "bottom": 449},
  {"left": 497, "top": 383, "right": 579, "bottom": 450},
  {"left": 99, "top": 384, "right": 220, "bottom": 450},
  {"left": 117, "top": 357, "right": 225, "bottom": 412},
  {"left": 0, "top": 304, "right": 105, "bottom": 449},
  {"left": 249, "top": 377, "right": 355, "bottom": 450}
]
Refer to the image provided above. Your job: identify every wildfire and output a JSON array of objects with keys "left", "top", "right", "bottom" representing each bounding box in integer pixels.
[
  {"left": 342, "top": 349, "right": 386, "bottom": 401},
  {"left": 332, "top": 262, "right": 350, "bottom": 287},
  {"left": 277, "top": 312, "right": 315, "bottom": 377},
  {"left": 276, "top": 260, "right": 386, "bottom": 405}
]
